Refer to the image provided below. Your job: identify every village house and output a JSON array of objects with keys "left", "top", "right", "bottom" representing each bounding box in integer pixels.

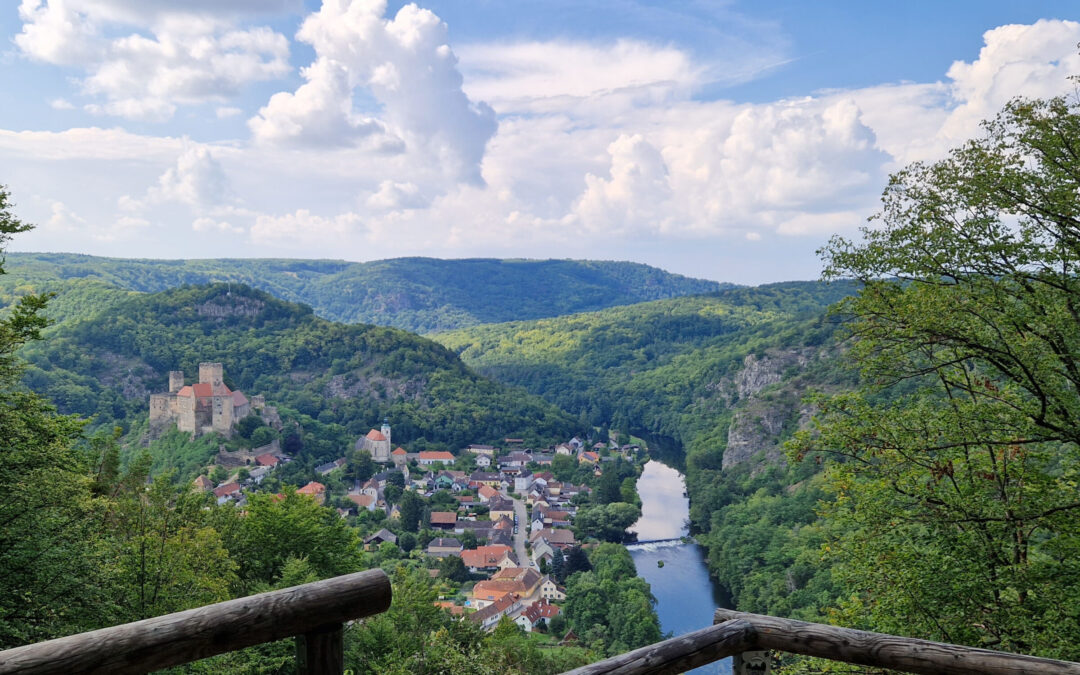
[
  {"left": 364, "top": 529, "right": 397, "bottom": 550},
  {"left": 466, "top": 444, "right": 498, "bottom": 457},
  {"left": 516, "top": 599, "right": 560, "bottom": 632},
  {"left": 391, "top": 447, "right": 408, "bottom": 466},
  {"left": 530, "top": 528, "right": 577, "bottom": 550},
  {"left": 468, "top": 593, "right": 521, "bottom": 631},
  {"left": 315, "top": 457, "right": 346, "bottom": 475},
  {"left": 539, "top": 576, "right": 567, "bottom": 601},
  {"left": 297, "top": 481, "right": 326, "bottom": 505},
  {"left": 213, "top": 482, "right": 241, "bottom": 505},
  {"left": 531, "top": 539, "right": 555, "bottom": 567},
  {"left": 193, "top": 475, "right": 213, "bottom": 492},
  {"left": 461, "top": 544, "right": 516, "bottom": 573},
  {"left": 488, "top": 497, "right": 515, "bottom": 522},
  {"left": 426, "top": 537, "right": 463, "bottom": 558},
  {"left": 418, "top": 451, "right": 455, "bottom": 466},
  {"left": 429, "top": 511, "right": 458, "bottom": 530},
  {"left": 347, "top": 494, "right": 377, "bottom": 511},
  {"left": 475, "top": 454, "right": 492, "bottom": 468}
]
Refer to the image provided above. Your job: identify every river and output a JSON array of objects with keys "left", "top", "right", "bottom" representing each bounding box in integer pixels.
[{"left": 628, "top": 460, "right": 732, "bottom": 675}]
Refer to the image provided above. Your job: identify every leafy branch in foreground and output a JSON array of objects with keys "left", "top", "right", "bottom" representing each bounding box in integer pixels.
[{"left": 795, "top": 94, "right": 1080, "bottom": 658}]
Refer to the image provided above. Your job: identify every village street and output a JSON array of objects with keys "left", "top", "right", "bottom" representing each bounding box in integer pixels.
[{"left": 507, "top": 491, "right": 531, "bottom": 568}]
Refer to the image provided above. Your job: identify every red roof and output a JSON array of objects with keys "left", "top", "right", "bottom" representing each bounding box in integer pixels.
[
  {"left": 419, "top": 451, "right": 454, "bottom": 461},
  {"left": 213, "top": 482, "right": 241, "bottom": 498},
  {"left": 348, "top": 494, "right": 375, "bottom": 508},
  {"left": 176, "top": 385, "right": 193, "bottom": 397},
  {"left": 232, "top": 391, "right": 248, "bottom": 406},
  {"left": 392, "top": 447, "right": 407, "bottom": 455},
  {"left": 255, "top": 453, "right": 280, "bottom": 467},
  {"left": 430, "top": 511, "right": 457, "bottom": 525},
  {"left": 524, "top": 599, "right": 560, "bottom": 623},
  {"left": 478, "top": 485, "right": 498, "bottom": 500},
  {"left": 366, "top": 429, "right": 387, "bottom": 441},
  {"left": 297, "top": 481, "right": 326, "bottom": 495},
  {"left": 461, "top": 545, "right": 514, "bottom": 568}
]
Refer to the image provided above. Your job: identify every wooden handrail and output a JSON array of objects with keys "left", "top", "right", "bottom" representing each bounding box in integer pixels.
[
  {"left": 0, "top": 569, "right": 392, "bottom": 675},
  {"left": 714, "top": 609, "right": 1080, "bottom": 675},
  {"left": 560, "top": 620, "right": 755, "bottom": 675}
]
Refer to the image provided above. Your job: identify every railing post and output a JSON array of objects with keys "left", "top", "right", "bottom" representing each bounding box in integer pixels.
[
  {"left": 296, "top": 623, "right": 344, "bottom": 674},
  {"left": 733, "top": 650, "right": 771, "bottom": 674}
]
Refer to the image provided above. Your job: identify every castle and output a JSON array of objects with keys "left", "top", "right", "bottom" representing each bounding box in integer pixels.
[
  {"left": 356, "top": 420, "right": 392, "bottom": 462},
  {"left": 149, "top": 363, "right": 261, "bottom": 438}
]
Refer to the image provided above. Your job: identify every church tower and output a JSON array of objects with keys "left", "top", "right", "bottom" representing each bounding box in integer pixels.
[{"left": 381, "top": 418, "right": 391, "bottom": 448}]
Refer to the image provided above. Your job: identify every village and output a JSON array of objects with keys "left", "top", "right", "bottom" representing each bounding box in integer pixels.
[
  {"left": 155, "top": 365, "right": 644, "bottom": 635},
  {"left": 206, "top": 432, "right": 640, "bottom": 634}
]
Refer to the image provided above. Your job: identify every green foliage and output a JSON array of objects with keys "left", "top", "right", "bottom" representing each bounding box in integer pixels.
[
  {"left": 18, "top": 282, "right": 576, "bottom": 463},
  {"left": 223, "top": 489, "right": 362, "bottom": 592},
  {"left": 435, "top": 282, "right": 854, "bottom": 448},
  {"left": 2, "top": 254, "right": 724, "bottom": 333},
  {"left": 795, "top": 94, "right": 1080, "bottom": 657},
  {"left": 563, "top": 544, "right": 661, "bottom": 656},
  {"left": 573, "top": 502, "right": 641, "bottom": 543}
]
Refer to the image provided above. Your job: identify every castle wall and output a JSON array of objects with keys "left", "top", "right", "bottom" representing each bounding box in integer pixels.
[
  {"left": 212, "top": 395, "right": 234, "bottom": 437},
  {"left": 177, "top": 394, "right": 197, "bottom": 433},
  {"left": 149, "top": 394, "right": 173, "bottom": 425},
  {"left": 199, "top": 362, "right": 223, "bottom": 387}
]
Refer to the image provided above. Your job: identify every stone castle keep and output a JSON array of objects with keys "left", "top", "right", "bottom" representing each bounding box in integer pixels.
[{"left": 149, "top": 363, "right": 261, "bottom": 437}]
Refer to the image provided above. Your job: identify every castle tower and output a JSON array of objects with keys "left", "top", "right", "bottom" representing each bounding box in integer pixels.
[
  {"left": 381, "top": 419, "right": 391, "bottom": 448},
  {"left": 169, "top": 370, "right": 184, "bottom": 393},
  {"left": 199, "top": 362, "right": 223, "bottom": 386}
]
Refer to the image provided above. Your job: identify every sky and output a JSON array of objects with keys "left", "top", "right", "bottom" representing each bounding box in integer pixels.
[{"left": 1, "top": 1, "right": 1079, "bottom": 284}]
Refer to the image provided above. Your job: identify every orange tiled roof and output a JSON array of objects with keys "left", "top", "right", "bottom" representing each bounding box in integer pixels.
[
  {"left": 298, "top": 481, "right": 326, "bottom": 495},
  {"left": 366, "top": 429, "right": 387, "bottom": 441}
]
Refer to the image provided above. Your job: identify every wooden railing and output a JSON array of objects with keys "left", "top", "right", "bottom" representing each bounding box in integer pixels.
[
  {"left": 563, "top": 608, "right": 1080, "bottom": 675},
  {"left": 0, "top": 569, "right": 391, "bottom": 675}
]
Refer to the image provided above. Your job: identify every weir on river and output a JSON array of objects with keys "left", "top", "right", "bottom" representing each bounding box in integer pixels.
[{"left": 629, "top": 460, "right": 732, "bottom": 675}]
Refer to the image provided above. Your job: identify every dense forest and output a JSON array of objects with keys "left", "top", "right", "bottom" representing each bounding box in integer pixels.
[
  {"left": 18, "top": 283, "right": 575, "bottom": 466},
  {"left": 1, "top": 254, "right": 723, "bottom": 333}
]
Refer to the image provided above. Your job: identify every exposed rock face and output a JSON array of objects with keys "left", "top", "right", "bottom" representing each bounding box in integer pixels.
[
  {"left": 723, "top": 350, "right": 811, "bottom": 470},
  {"left": 196, "top": 295, "right": 265, "bottom": 318}
]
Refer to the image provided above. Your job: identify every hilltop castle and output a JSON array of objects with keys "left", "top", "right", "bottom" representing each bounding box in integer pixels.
[{"left": 149, "top": 363, "right": 261, "bottom": 438}]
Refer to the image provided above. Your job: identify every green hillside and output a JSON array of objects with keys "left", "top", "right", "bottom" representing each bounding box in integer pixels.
[
  {"left": 21, "top": 283, "right": 576, "bottom": 467},
  {"left": 4, "top": 253, "right": 725, "bottom": 332},
  {"left": 434, "top": 281, "right": 860, "bottom": 620},
  {"left": 434, "top": 281, "right": 857, "bottom": 450}
]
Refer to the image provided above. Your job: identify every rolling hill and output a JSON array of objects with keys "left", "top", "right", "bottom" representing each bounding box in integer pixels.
[{"left": 4, "top": 253, "right": 726, "bottom": 332}]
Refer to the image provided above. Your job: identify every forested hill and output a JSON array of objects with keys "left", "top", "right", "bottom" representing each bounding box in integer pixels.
[
  {"left": 4, "top": 253, "right": 725, "bottom": 332},
  {"left": 434, "top": 280, "right": 858, "bottom": 454},
  {"left": 21, "top": 283, "right": 575, "bottom": 456}
]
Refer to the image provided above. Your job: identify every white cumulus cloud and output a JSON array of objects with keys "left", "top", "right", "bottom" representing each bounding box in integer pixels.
[
  {"left": 250, "top": 0, "right": 495, "bottom": 184},
  {"left": 16, "top": 0, "right": 292, "bottom": 121}
]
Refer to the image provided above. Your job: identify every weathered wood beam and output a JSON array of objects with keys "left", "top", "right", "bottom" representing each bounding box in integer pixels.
[
  {"left": 0, "top": 569, "right": 391, "bottom": 675},
  {"left": 714, "top": 609, "right": 1080, "bottom": 675},
  {"left": 297, "top": 623, "right": 344, "bottom": 675},
  {"left": 560, "top": 619, "right": 755, "bottom": 675}
]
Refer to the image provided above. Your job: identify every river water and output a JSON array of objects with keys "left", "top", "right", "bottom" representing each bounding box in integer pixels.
[{"left": 628, "top": 460, "right": 732, "bottom": 675}]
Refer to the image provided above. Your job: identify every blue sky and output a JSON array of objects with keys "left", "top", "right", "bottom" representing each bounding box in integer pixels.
[{"left": 1, "top": 1, "right": 1078, "bottom": 283}]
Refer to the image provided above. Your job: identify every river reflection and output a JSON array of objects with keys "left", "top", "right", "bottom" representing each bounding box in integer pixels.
[{"left": 629, "top": 461, "right": 732, "bottom": 675}]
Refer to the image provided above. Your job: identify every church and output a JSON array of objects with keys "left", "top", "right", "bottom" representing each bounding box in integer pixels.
[{"left": 357, "top": 420, "right": 392, "bottom": 462}]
